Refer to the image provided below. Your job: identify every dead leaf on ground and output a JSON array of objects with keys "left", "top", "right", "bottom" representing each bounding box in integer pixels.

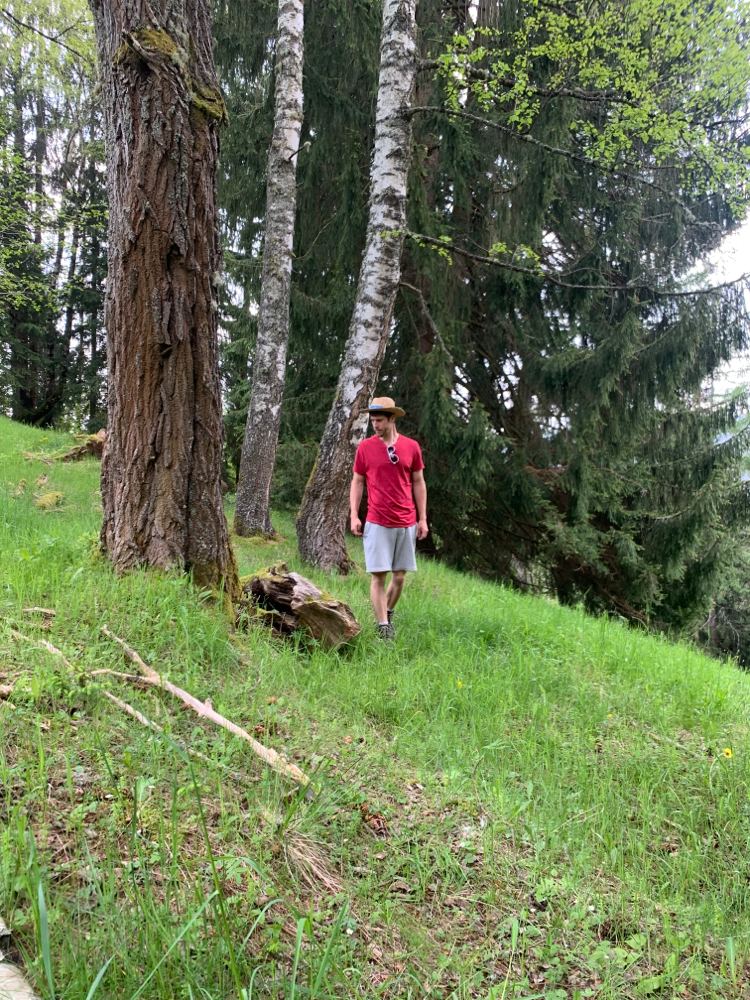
[{"left": 361, "top": 802, "right": 390, "bottom": 838}]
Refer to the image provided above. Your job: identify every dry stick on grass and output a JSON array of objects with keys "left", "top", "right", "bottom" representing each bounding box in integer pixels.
[
  {"left": 100, "top": 628, "right": 311, "bottom": 789},
  {"left": 101, "top": 690, "right": 252, "bottom": 782},
  {"left": 22, "top": 607, "right": 56, "bottom": 617},
  {"left": 10, "top": 630, "right": 76, "bottom": 672}
]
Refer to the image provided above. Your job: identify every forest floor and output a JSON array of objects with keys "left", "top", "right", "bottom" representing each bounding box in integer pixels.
[{"left": 2, "top": 414, "right": 750, "bottom": 1000}]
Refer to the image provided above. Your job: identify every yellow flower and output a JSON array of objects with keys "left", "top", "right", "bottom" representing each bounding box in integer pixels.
[
  {"left": 608, "top": 713, "right": 613, "bottom": 718},
  {"left": 723, "top": 748, "right": 733, "bottom": 758},
  {"left": 457, "top": 681, "right": 463, "bottom": 688}
]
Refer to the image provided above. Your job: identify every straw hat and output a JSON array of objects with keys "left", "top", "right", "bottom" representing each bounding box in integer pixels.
[{"left": 364, "top": 396, "right": 405, "bottom": 417}]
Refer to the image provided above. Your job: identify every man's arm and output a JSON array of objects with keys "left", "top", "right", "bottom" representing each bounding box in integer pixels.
[
  {"left": 412, "top": 469, "right": 428, "bottom": 540},
  {"left": 350, "top": 472, "right": 365, "bottom": 535}
]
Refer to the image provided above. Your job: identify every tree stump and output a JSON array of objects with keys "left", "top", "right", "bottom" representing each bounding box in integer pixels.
[
  {"left": 241, "top": 563, "right": 360, "bottom": 650},
  {"left": 58, "top": 428, "right": 106, "bottom": 462}
]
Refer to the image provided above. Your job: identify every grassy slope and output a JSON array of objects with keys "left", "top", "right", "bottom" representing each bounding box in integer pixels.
[{"left": 1, "top": 413, "right": 750, "bottom": 999}]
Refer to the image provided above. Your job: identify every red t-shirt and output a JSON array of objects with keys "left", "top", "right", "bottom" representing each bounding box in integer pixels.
[{"left": 353, "top": 434, "right": 425, "bottom": 528}]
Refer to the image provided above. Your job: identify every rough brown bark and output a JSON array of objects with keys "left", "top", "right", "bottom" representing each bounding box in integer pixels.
[
  {"left": 234, "top": 0, "right": 305, "bottom": 538},
  {"left": 241, "top": 563, "right": 361, "bottom": 650},
  {"left": 89, "top": 0, "right": 238, "bottom": 596},
  {"left": 296, "top": 0, "right": 417, "bottom": 571}
]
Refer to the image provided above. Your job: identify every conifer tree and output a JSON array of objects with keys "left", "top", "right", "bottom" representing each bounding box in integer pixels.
[
  {"left": 384, "top": 0, "right": 750, "bottom": 624},
  {"left": 0, "top": 0, "right": 106, "bottom": 426}
]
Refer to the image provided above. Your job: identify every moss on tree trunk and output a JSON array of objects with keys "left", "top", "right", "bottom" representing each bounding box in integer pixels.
[{"left": 90, "top": 0, "right": 238, "bottom": 599}]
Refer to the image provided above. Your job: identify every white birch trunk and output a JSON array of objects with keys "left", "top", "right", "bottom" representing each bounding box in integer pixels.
[
  {"left": 234, "top": 0, "right": 304, "bottom": 536},
  {"left": 296, "top": 0, "right": 417, "bottom": 570}
]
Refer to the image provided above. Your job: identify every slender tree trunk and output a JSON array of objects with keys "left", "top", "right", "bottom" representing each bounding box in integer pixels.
[
  {"left": 89, "top": 0, "right": 238, "bottom": 596},
  {"left": 61, "top": 219, "right": 80, "bottom": 393},
  {"left": 296, "top": 0, "right": 417, "bottom": 570},
  {"left": 234, "top": 0, "right": 304, "bottom": 537},
  {"left": 9, "top": 74, "right": 26, "bottom": 421}
]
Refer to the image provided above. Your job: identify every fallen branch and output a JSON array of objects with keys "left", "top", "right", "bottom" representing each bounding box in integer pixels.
[
  {"left": 22, "top": 451, "right": 53, "bottom": 466},
  {"left": 10, "top": 630, "right": 76, "bottom": 672},
  {"left": 22, "top": 607, "right": 55, "bottom": 617},
  {"left": 100, "top": 628, "right": 310, "bottom": 789},
  {"left": 0, "top": 961, "right": 38, "bottom": 999},
  {"left": 101, "top": 690, "right": 251, "bottom": 782}
]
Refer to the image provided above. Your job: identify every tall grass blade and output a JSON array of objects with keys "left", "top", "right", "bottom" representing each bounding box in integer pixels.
[
  {"left": 84, "top": 955, "right": 114, "bottom": 1000},
  {"left": 37, "top": 881, "right": 54, "bottom": 999},
  {"left": 127, "top": 890, "right": 218, "bottom": 1000},
  {"left": 289, "top": 916, "right": 308, "bottom": 1000},
  {"left": 311, "top": 904, "right": 347, "bottom": 999}
]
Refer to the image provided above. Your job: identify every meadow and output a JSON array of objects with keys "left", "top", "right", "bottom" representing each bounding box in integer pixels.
[{"left": 1, "top": 413, "right": 750, "bottom": 999}]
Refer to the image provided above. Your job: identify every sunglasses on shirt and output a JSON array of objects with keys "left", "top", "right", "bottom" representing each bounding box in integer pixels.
[{"left": 387, "top": 445, "right": 399, "bottom": 465}]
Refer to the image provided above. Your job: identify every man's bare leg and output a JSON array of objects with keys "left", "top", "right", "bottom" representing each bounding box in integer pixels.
[
  {"left": 386, "top": 570, "right": 406, "bottom": 612},
  {"left": 370, "top": 571, "right": 389, "bottom": 623}
]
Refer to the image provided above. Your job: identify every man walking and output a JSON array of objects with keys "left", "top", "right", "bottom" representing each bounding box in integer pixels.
[{"left": 350, "top": 397, "right": 428, "bottom": 640}]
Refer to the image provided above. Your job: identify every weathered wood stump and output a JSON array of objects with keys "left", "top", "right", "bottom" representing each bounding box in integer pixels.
[
  {"left": 240, "top": 563, "right": 360, "bottom": 650},
  {"left": 59, "top": 428, "right": 106, "bottom": 462}
]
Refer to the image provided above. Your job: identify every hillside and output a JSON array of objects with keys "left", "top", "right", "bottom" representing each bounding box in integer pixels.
[{"left": 1, "top": 413, "right": 749, "bottom": 999}]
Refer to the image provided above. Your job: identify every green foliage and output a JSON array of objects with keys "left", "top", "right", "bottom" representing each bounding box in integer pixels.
[
  {"left": 0, "top": 0, "right": 106, "bottom": 428},
  {"left": 378, "top": 0, "right": 750, "bottom": 626}
]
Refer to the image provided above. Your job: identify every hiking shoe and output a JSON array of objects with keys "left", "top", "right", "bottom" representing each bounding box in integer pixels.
[
  {"left": 387, "top": 608, "right": 396, "bottom": 636},
  {"left": 378, "top": 622, "right": 395, "bottom": 642}
]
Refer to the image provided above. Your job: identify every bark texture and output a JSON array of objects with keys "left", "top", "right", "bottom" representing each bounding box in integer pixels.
[
  {"left": 241, "top": 563, "right": 361, "bottom": 650},
  {"left": 296, "top": 0, "right": 417, "bottom": 570},
  {"left": 89, "top": 0, "right": 238, "bottom": 595},
  {"left": 234, "top": 0, "right": 304, "bottom": 537}
]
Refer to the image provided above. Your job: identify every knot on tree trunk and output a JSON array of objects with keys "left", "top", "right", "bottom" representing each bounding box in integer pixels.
[{"left": 239, "top": 562, "right": 360, "bottom": 650}]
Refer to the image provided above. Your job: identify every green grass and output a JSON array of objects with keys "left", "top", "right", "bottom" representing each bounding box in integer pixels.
[{"left": 2, "top": 412, "right": 750, "bottom": 999}]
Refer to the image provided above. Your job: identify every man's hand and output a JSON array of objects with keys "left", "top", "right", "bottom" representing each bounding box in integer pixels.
[
  {"left": 417, "top": 518, "right": 429, "bottom": 541},
  {"left": 350, "top": 473, "right": 365, "bottom": 536}
]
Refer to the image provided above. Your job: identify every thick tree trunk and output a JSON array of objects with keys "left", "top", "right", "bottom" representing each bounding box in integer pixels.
[
  {"left": 89, "top": 0, "right": 238, "bottom": 596},
  {"left": 296, "top": 0, "right": 417, "bottom": 570},
  {"left": 234, "top": 0, "right": 304, "bottom": 537}
]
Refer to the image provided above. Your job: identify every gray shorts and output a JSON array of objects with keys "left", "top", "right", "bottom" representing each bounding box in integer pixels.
[{"left": 363, "top": 522, "right": 418, "bottom": 573}]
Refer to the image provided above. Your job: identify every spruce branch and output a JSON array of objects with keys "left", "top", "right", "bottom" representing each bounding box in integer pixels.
[
  {"left": 408, "top": 105, "right": 714, "bottom": 223},
  {"left": 399, "top": 281, "right": 454, "bottom": 362},
  {"left": 0, "top": 8, "right": 90, "bottom": 60},
  {"left": 404, "top": 231, "right": 750, "bottom": 297}
]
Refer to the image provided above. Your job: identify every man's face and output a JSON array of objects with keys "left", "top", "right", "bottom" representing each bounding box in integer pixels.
[{"left": 370, "top": 414, "right": 394, "bottom": 437}]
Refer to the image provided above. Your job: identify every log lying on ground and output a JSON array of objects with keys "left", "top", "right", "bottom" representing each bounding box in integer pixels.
[
  {"left": 241, "top": 563, "right": 361, "bottom": 650},
  {"left": 57, "top": 428, "right": 106, "bottom": 462}
]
